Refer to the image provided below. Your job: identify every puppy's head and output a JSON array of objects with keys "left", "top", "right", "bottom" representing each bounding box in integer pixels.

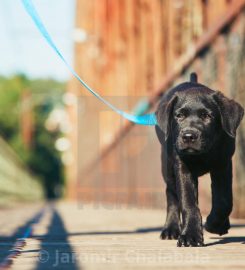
[{"left": 156, "top": 86, "right": 244, "bottom": 155}]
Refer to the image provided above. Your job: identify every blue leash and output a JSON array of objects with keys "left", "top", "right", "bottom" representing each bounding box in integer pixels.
[{"left": 21, "top": 0, "right": 157, "bottom": 126}]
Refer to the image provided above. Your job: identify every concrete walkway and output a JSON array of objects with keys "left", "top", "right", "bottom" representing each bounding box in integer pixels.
[{"left": 0, "top": 202, "right": 244, "bottom": 270}]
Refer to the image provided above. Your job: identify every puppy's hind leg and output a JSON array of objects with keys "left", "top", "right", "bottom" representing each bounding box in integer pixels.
[{"left": 205, "top": 160, "right": 233, "bottom": 235}]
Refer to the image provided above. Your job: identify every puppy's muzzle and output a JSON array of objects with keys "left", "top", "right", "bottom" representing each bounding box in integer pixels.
[{"left": 181, "top": 129, "right": 199, "bottom": 144}]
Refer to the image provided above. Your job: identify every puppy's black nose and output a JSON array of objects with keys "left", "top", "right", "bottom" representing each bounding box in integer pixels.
[{"left": 182, "top": 131, "right": 198, "bottom": 143}]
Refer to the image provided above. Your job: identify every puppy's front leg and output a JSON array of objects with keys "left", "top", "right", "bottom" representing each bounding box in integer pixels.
[{"left": 175, "top": 157, "right": 204, "bottom": 247}]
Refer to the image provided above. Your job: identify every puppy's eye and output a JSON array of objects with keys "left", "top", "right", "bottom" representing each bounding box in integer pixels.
[
  {"left": 201, "top": 112, "right": 211, "bottom": 119},
  {"left": 176, "top": 113, "right": 185, "bottom": 119}
]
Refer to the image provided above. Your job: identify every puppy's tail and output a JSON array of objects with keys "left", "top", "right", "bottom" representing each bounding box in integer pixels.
[{"left": 190, "top": 72, "right": 198, "bottom": 83}]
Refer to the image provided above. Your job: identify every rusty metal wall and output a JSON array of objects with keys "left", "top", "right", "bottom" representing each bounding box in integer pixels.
[{"left": 68, "top": 0, "right": 245, "bottom": 216}]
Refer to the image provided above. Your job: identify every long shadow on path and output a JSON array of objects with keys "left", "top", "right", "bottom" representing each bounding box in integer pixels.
[
  {"left": 0, "top": 209, "right": 43, "bottom": 263},
  {"left": 34, "top": 208, "right": 80, "bottom": 270},
  {"left": 34, "top": 223, "right": 245, "bottom": 237},
  {"left": 205, "top": 236, "right": 245, "bottom": 246}
]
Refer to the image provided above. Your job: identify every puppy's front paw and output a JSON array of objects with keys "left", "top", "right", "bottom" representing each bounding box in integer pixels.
[
  {"left": 205, "top": 217, "right": 230, "bottom": 236},
  {"left": 160, "top": 224, "right": 180, "bottom": 240},
  {"left": 177, "top": 229, "right": 204, "bottom": 247}
]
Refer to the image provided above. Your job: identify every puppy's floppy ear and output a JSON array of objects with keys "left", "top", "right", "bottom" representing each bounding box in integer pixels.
[
  {"left": 212, "top": 91, "right": 244, "bottom": 138},
  {"left": 156, "top": 95, "right": 178, "bottom": 141}
]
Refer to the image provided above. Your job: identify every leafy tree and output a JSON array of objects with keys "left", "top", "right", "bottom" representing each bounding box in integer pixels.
[{"left": 0, "top": 74, "right": 66, "bottom": 199}]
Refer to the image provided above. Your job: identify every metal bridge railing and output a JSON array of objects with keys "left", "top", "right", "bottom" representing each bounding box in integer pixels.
[{"left": 0, "top": 137, "right": 44, "bottom": 205}]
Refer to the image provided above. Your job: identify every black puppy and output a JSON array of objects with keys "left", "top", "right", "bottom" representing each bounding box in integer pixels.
[{"left": 155, "top": 73, "right": 244, "bottom": 247}]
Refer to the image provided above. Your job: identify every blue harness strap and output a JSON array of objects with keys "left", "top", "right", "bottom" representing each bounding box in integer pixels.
[{"left": 21, "top": 0, "right": 157, "bottom": 126}]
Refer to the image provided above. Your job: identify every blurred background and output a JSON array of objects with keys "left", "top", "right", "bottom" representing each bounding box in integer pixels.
[{"left": 0, "top": 0, "right": 244, "bottom": 217}]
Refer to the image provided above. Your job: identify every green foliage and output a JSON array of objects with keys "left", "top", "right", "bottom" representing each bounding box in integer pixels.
[{"left": 0, "top": 74, "right": 66, "bottom": 198}]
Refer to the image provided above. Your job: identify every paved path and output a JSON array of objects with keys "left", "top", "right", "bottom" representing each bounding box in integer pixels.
[{"left": 0, "top": 202, "right": 244, "bottom": 269}]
